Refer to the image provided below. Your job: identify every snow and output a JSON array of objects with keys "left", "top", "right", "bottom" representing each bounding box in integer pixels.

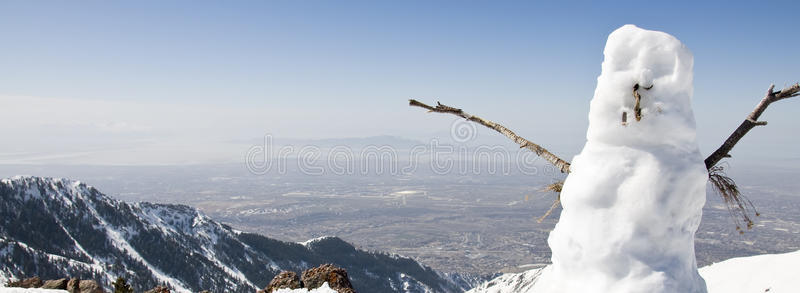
[
  {"left": 699, "top": 250, "right": 800, "bottom": 293},
  {"left": 0, "top": 237, "right": 103, "bottom": 282},
  {"left": 80, "top": 199, "right": 191, "bottom": 292},
  {"left": 470, "top": 249, "right": 800, "bottom": 293},
  {"left": 530, "top": 25, "right": 707, "bottom": 292},
  {"left": 273, "top": 282, "right": 338, "bottom": 293},
  {"left": 299, "top": 236, "right": 335, "bottom": 246},
  {"left": 465, "top": 268, "right": 542, "bottom": 293}
]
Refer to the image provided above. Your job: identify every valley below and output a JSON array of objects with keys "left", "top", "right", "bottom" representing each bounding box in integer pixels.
[{"left": 2, "top": 162, "right": 799, "bottom": 276}]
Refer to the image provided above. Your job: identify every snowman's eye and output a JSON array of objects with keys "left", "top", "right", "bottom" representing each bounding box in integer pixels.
[{"left": 632, "top": 83, "right": 653, "bottom": 122}]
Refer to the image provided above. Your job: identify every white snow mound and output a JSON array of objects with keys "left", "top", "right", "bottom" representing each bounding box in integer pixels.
[
  {"left": 699, "top": 250, "right": 800, "bottom": 293},
  {"left": 470, "top": 249, "right": 800, "bottom": 293}
]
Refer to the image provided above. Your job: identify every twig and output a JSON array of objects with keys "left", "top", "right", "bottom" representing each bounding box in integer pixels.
[
  {"left": 705, "top": 83, "right": 800, "bottom": 170},
  {"left": 409, "top": 99, "right": 571, "bottom": 173},
  {"left": 537, "top": 197, "right": 561, "bottom": 223},
  {"left": 537, "top": 181, "right": 564, "bottom": 223}
]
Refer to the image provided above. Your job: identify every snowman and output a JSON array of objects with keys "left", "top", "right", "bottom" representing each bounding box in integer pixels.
[{"left": 531, "top": 25, "right": 708, "bottom": 292}]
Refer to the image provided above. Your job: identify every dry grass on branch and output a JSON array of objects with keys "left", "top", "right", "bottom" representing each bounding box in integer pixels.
[
  {"left": 708, "top": 164, "right": 759, "bottom": 234},
  {"left": 537, "top": 181, "right": 564, "bottom": 223}
]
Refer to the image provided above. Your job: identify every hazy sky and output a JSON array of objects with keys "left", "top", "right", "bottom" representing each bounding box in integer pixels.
[{"left": 1, "top": 1, "right": 799, "bottom": 165}]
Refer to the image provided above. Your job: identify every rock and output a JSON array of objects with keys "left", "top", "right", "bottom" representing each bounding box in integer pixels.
[
  {"left": 262, "top": 271, "right": 302, "bottom": 293},
  {"left": 301, "top": 264, "right": 356, "bottom": 293},
  {"left": 6, "top": 277, "right": 43, "bottom": 288},
  {"left": 143, "top": 285, "right": 171, "bottom": 293},
  {"left": 78, "top": 280, "right": 104, "bottom": 293},
  {"left": 67, "top": 278, "right": 81, "bottom": 293},
  {"left": 64, "top": 278, "right": 103, "bottom": 293},
  {"left": 41, "top": 278, "right": 69, "bottom": 289}
]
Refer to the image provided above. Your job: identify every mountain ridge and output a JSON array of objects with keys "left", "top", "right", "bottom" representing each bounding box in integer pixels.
[{"left": 0, "top": 176, "right": 481, "bottom": 292}]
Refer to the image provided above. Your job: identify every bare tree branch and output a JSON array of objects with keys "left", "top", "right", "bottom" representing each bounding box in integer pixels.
[
  {"left": 705, "top": 83, "right": 800, "bottom": 170},
  {"left": 704, "top": 83, "right": 797, "bottom": 231},
  {"left": 410, "top": 83, "right": 798, "bottom": 229},
  {"left": 409, "top": 99, "right": 572, "bottom": 173}
]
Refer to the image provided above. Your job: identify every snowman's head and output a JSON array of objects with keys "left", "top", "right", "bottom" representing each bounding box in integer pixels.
[{"left": 586, "top": 25, "right": 697, "bottom": 150}]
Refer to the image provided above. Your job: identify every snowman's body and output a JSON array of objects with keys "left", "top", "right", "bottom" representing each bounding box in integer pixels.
[{"left": 531, "top": 25, "right": 708, "bottom": 293}]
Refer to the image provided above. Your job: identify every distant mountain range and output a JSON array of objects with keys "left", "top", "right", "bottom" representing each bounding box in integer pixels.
[
  {"left": 0, "top": 176, "right": 483, "bottom": 292},
  {"left": 235, "top": 135, "right": 428, "bottom": 149}
]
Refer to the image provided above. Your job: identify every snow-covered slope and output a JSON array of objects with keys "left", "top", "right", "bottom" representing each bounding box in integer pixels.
[
  {"left": 699, "top": 250, "right": 800, "bottom": 293},
  {"left": 468, "top": 250, "right": 800, "bottom": 293},
  {"left": 465, "top": 268, "right": 542, "bottom": 293},
  {"left": 0, "top": 176, "right": 472, "bottom": 293}
]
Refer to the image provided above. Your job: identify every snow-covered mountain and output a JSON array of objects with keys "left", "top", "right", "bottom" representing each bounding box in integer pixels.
[
  {"left": 467, "top": 250, "right": 800, "bottom": 293},
  {"left": 0, "top": 176, "right": 477, "bottom": 292}
]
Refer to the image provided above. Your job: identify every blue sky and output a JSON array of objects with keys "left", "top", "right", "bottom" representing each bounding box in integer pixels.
[{"left": 1, "top": 1, "right": 798, "bottom": 164}]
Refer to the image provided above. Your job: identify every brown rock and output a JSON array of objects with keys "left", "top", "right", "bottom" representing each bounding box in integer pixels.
[
  {"left": 67, "top": 278, "right": 81, "bottom": 293},
  {"left": 263, "top": 271, "right": 302, "bottom": 293},
  {"left": 143, "top": 285, "right": 171, "bottom": 293},
  {"left": 6, "top": 276, "right": 43, "bottom": 288},
  {"left": 41, "top": 278, "right": 69, "bottom": 289},
  {"left": 78, "top": 280, "right": 104, "bottom": 293},
  {"left": 301, "top": 264, "right": 356, "bottom": 293}
]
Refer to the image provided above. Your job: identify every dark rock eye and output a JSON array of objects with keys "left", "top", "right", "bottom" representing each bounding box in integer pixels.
[{"left": 632, "top": 83, "right": 653, "bottom": 122}]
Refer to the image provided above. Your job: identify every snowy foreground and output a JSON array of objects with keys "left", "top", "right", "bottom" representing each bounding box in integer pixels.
[
  {"left": 468, "top": 250, "right": 800, "bottom": 293},
  {"left": 699, "top": 250, "right": 800, "bottom": 293},
  {"left": 2, "top": 251, "right": 798, "bottom": 292},
  {"left": 0, "top": 283, "right": 340, "bottom": 292}
]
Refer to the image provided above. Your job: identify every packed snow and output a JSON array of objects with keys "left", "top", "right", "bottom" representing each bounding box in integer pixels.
[
  {"left": 470, "top": 249, "right": 800, "bottom": 293},
  {"left": 531, "top": 25, "right": 708, "bottom": 292},
  {"left": 699, "top": 249, "right": 800, "bottom": 293}
]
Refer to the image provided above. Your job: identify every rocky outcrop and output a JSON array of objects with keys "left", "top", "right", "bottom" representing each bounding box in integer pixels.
[
  {"left": 143, "top": 285, "right": 171, "bottom": 293},
  {"left": 6, "top": 277, "right": 43, "bottom": 288},
  {"left": 76, "top": 279, "right": 104, "bottom": 293},
  {"left": 301, "top": 264, "right": 355, "bottom": 293},
  {"left": 261, "top": 271, "right": 302, "bottom": 292},
  {"left": 5, "top": 277, "right": 103, "bottom": 293},
  {"left": 260, "top": 264, "right": 356, "bottom": 293},
  {"left": 67, "top": 278, "right": 81, "bottom": 292},
  {"left": 41, "top": 278, "right": 69, "bottom": 289}
]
